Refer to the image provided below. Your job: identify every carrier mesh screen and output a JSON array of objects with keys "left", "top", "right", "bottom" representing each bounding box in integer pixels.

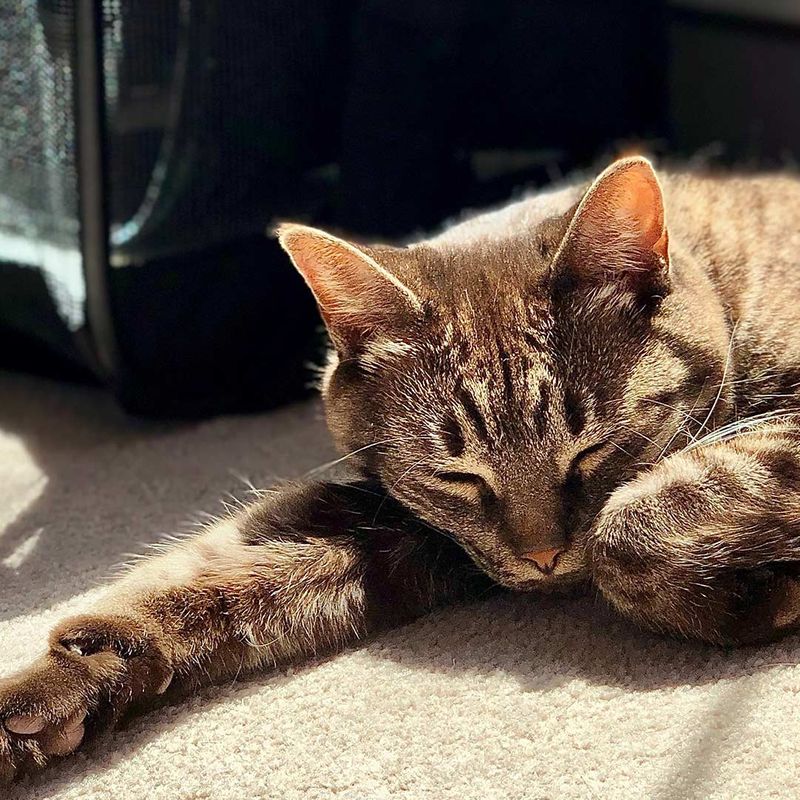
[
  {"left": 104, "top": 0, "right": 342, "bottom": 262},
  {"left": 0, "top": 0, "right": 342, "bottom": 329},
  {"left": 0, "top": 0, "right": 84, "bottom": 329}
]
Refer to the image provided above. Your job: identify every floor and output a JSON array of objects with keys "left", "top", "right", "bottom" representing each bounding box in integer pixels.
[{"left": 1, "top": 371, "right": 799, "bottom": 800}]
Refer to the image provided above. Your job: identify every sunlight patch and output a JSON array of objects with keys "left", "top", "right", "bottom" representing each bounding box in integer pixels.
[
  {"left": 2, "top": 527, "right": 43, "bottom": 570},
  {"left": 0, "top": 431, "right": 48, "bottom": 538}
]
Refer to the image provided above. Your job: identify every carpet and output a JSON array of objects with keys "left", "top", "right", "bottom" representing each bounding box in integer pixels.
[{"left": 1, "top": 371, "right": 799, "bottom": 800}]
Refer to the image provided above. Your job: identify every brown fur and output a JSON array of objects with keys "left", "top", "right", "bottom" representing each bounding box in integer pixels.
[
  {"left": 0, "top": 483, "right": 489, "bottom": 779},
  {"left": 3, "top": 157, "right": 800, "bottom": 780}
]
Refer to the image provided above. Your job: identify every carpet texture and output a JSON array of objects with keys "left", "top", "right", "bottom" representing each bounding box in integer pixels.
[{"left": 2, "top": 371, "right": 800, "bottom": 800}]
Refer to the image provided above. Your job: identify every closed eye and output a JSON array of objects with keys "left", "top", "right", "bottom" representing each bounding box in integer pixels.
[
  {"left": 568, "top": 440, "right": 614, "bottom": 478},
  {"left": 437, "top": 471, "right": 496, "bottom": 501}
]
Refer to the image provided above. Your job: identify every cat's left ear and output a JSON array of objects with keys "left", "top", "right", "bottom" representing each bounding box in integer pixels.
[
  {"left": 552, "top": 156, "right": 670, "bottom": 295},
  {"left": 276, "top": 223, "right": 422, "bottom": 353}
]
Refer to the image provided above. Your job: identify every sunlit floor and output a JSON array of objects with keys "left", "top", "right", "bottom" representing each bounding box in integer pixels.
[{"left": 1, "top": 371, "right": 798, "bottom": 800}]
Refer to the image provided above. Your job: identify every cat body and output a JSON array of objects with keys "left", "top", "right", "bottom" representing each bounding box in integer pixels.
[{"left": 3, "top": 158, "right": 800, "bottom": 780}]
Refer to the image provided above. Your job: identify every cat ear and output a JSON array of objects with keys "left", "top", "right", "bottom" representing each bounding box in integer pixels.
[
  {"left": 552, "top": 156, "right": 670, "bottom": 295},
  {"left": 276, "top": 223, "right": 422, "bottom": 351}
]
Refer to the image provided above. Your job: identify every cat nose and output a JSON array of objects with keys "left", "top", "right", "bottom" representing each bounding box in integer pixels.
[{"left": 521, "top": 547, "right": 562, "bottom": 574}]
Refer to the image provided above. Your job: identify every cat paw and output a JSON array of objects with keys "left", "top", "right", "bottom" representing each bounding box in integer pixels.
[
  {"left": 0, "top": 614, "right": 173, "bottom": 782},
  {"left": 587, "top": 448, "right": 800, "bottom": 644}
]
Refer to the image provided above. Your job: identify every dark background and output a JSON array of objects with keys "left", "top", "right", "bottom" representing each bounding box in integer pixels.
[{"left": 1, "top": 0, "right": 799, "bottom": 416}]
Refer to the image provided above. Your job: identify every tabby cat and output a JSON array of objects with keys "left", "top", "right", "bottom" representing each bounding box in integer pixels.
[{"left": 4, "top": 156, "right": 800, "bottom": 780}]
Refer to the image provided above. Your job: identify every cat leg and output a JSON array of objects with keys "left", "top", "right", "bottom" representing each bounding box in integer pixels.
[
  {"left": 0, "top": 481, "right": 491, "bottom": 781},
  {"left": 588, "top": 419, "right": 800, "bottom": 645}
]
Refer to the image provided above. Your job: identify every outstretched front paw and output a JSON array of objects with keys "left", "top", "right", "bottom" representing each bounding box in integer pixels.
[{"left": 0, "top": 614, "right": 173, "bottom": 782}]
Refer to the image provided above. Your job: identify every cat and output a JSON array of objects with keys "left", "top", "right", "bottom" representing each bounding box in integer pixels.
[{"left": 3, "top": 155, "right": 800, "bottom": 781}]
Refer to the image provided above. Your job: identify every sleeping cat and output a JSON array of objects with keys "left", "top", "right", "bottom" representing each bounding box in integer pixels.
[{"left": 3, "top": 156, "right": 800, "bottom": 780}]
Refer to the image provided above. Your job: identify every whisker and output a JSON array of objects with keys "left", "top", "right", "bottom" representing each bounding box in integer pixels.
[
  {"left": 615, "top": 423, "right": 660, "bottom": 449},
  {"left": 650, "top": 385, "right": 708, "bottom": 463},
  {"left": 691, "top": 321, "right": 738, "bottom": 445},
  {"left": 638, "top": 397, "right": 705, "bottom": 428},
  {"left": 303, "top": 435, "right": 428, "bottom": 478},
  {"left": 684, "top": 408, "right": 800, "bottom": 452},
  {"left": 656, "top": 336, "right": 736, "bottom": 463},
  {"left": 371, "top": 455, "right": 433, "bottom": 524}
]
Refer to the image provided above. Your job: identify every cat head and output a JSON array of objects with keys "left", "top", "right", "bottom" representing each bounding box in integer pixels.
[{"left": 277, "top": 157, "right": 730, "bottom": 589}]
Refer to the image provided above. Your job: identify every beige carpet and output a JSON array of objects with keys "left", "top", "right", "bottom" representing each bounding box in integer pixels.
[{"left": 2, "top": 371, "right": 800, "bottom": 800}]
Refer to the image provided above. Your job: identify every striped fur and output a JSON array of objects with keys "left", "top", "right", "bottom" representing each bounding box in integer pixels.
[{"left": 3, "top": 157, "right": 800, "bottom": 779}]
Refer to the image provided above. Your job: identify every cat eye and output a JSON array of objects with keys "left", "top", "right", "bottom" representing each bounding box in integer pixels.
[
  {"left": 567, "top": 440, "right": 612, "bottom": 480},
  {"left": 437, "top": 471, "right": 496, "bottom": 501}
]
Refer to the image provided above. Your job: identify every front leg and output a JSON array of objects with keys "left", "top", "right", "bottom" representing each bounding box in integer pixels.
[
  {"left": 0, "top": 481, "right": 491, "bottom": 781},
  {"left": 589, "top": 420, "right": 800, "bottom": 645}
]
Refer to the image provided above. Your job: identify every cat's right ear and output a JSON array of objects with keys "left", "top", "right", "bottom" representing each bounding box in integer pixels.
[{"left": 275, "top": 223, "right": 422, "bottom": 352}]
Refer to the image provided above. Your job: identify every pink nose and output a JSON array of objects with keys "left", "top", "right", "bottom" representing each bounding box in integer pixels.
[{"left": 521, "top": 548, "right": 562, "bottom": 573}]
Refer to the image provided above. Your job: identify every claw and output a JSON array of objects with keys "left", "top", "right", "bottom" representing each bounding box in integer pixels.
[{"left": 5, "top": 715, "right": 46, "bottom": 735}]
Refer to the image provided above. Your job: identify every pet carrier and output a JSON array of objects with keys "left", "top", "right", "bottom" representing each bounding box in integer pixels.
[{"left": 0, "top": 0, "right": 345, "bottom": 415}]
